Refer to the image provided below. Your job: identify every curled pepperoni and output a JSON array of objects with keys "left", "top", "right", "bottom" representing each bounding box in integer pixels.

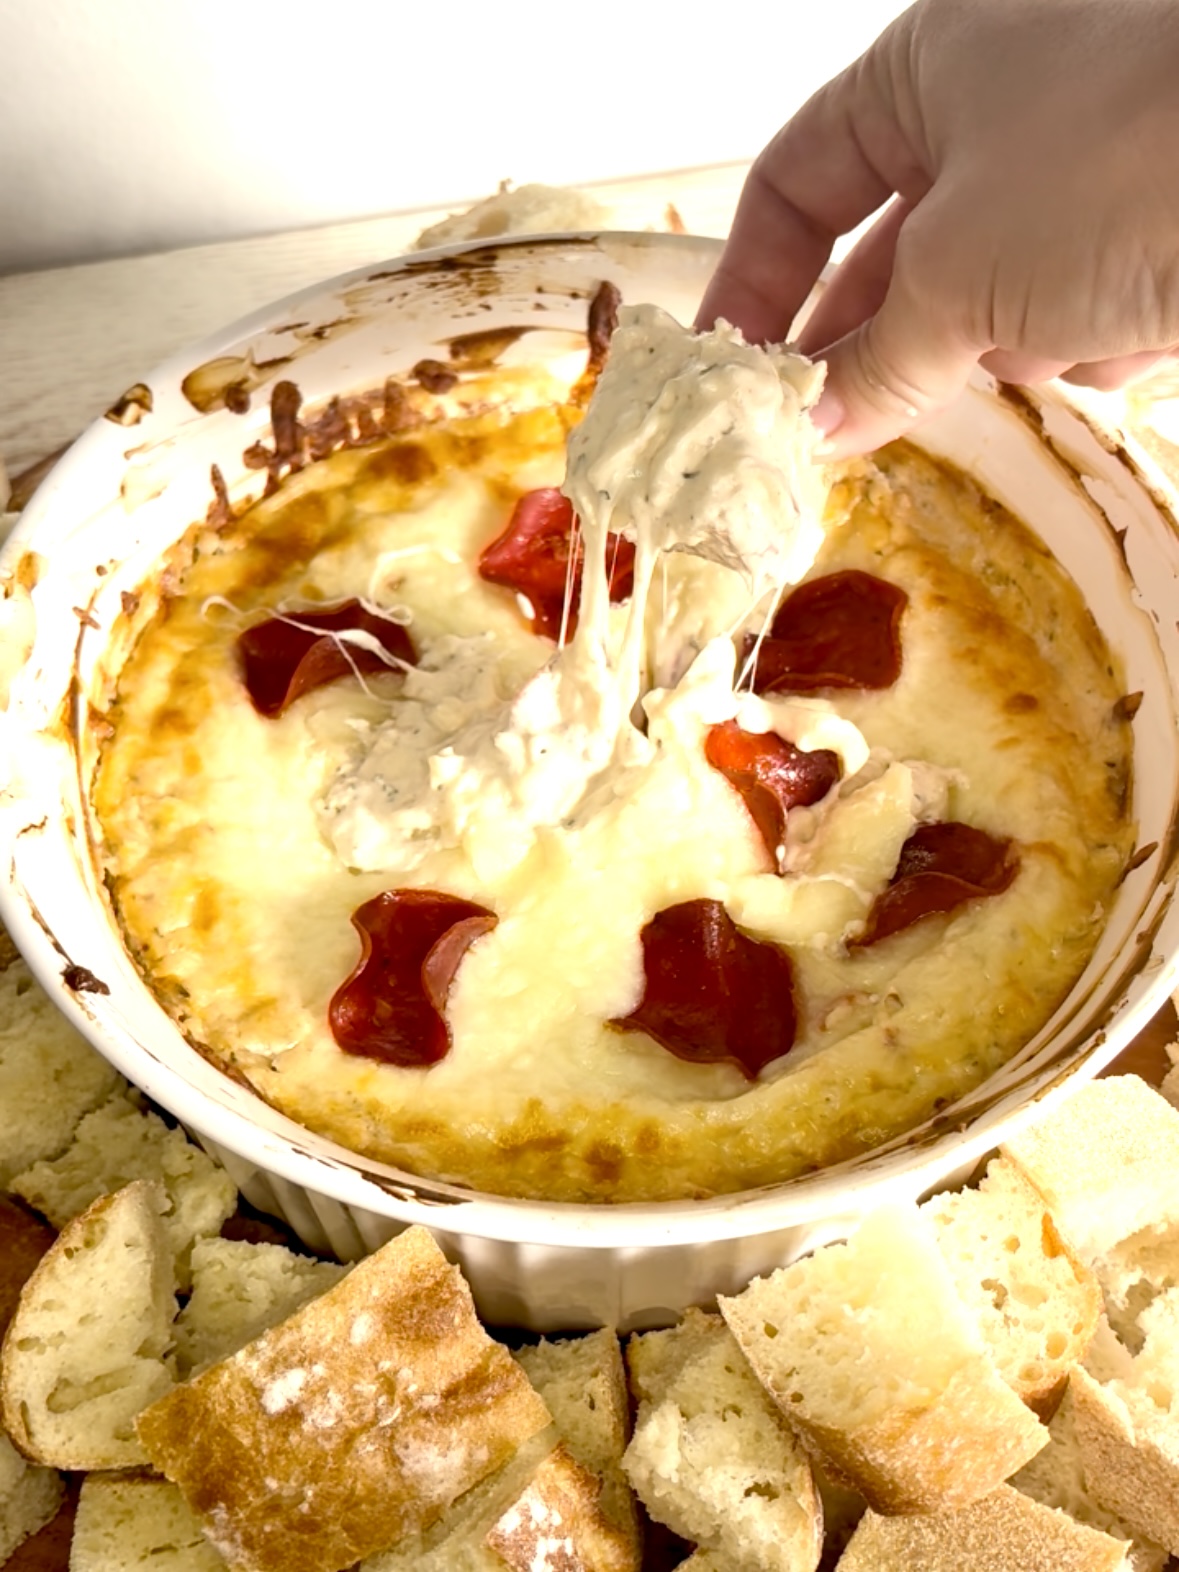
[
  {"left": 609, "top": 898, "right": 797, "bottom": 1079},
  {"left": 705, "top": 720, "right": 840, "bottom": 864},
  {"left": 329, "top": 890, "right": 497, "bottom": 1066},
  {"left": 478, "top": 487, "right": 635, "bottom": 640},
  {"left": 743, "top": 570, "right": 908, "bottom": 695},
  {"left": 852, "top": 822, "right": 1019, "bottom": 948},
  {"left": 238, "top": 600, "right": 416, "bottom": 718}
]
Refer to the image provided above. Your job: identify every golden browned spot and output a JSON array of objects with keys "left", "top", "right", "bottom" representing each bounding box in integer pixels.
[
  {"left": 1005, "top": 692, "right": 1039, "bottom": 714},
  {"left": 361, "top": 442, "right": 439, "bottom": 488},
  {"left": 1041, "top": 1213, "right": 1067, "bottom": 1261},
  {"left": 585, "top": 1140, "right": 624, "bottom": 1184},
  {"left": 152, "top": 703, "right": 200, "bottom": 740},
  {"left": 191, "top": 884, "right": 220, "bottom": 936},
  {"left": 634, "top": 1122, "right": 662, "bottom": 1157}
]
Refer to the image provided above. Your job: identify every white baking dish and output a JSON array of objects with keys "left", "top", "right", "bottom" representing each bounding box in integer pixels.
[{"left": 3, "top": 233, "right": 1179, "bottom": 1331}]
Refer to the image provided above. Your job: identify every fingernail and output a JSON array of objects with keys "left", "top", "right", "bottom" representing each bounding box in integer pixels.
[{"left": 811, "top": 386, "right": 845, "bottom": 437}]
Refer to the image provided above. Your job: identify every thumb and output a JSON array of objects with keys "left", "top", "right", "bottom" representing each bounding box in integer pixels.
[{"left": 810, "top": 257, "right": 982, "bottom": 458}]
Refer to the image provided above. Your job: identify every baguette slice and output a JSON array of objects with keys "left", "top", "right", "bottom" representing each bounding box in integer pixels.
[
  {"left": 0, "top": 1432, "right": 63, "bottom": 1565},
  {"left": 486, "top": 1443, "right": 638, "bottom": 1572},
  {"left": 718, "top": 1203, "right": 1048, "bottom": 1513},
  {"left": 923, "top": 1155, "right": 1101, "bottom": 1414},
  {"left": 1011, "top": 1383, "right": 1168, "bottom": 1572},
  {"left": 12, "top": 1092, "right": 236, "bottom": 1285},
  {"left": 833, "top": 1484, "right": 1132, "bottom": 1571},
  {"left": 1002, "top": 1076, "right": 1179, "bottom": 1263},
  {"left": 0, "top": 1179, "right": 174, "bottom": 1469},
  {"left": 1070, "top": 1342, "right": 1179, "bottom": 1555},
  {"left": 365, "top": 1330, "right": 639, "bottom": 1571},
  {"left": 358, "top": 1426, "right": 560, "bottom": 1571},
  {"left": 623, "top": 1307, "right": 821, "bottom": 1572},
  {"left": 0, "top": 933, "right": 122, "bottom": 1187},
  {"left": 69, "top": 1473, "right": 226, "bottom": 1571},
  {"left": 136, "top": 1224, "right": 551, "bottom": 1572},
  {"left": 515, "top": 1328, "right": 639, "bottom": 1560},
  {"left": 171, "top": 1236, "right": 346, "bottom": 1378}
]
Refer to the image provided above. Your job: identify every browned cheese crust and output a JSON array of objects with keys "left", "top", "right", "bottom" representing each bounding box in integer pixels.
[{"left": 91, "top": 378, "right": 1136, "bottom": 1203}]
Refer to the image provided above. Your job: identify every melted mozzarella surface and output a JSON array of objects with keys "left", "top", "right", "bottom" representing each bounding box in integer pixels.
[{"left": 92, "top": 374, "right": 1135, "bottom": 1202}]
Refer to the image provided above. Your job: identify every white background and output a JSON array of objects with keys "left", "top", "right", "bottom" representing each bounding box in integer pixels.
[{"left": 0, "top": 0, "right": 910, "bottom": 275}]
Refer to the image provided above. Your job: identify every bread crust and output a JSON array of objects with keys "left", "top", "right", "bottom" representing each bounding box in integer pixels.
[
  {"left": 486, "top": 1443, "right": 636, "bottom": 1572},
  {"left": 1069, "top": 1366, "right": 1179, "bottom": 1555},
  {"left": 718, "top": 1210, "right": 1050, "bottom": 1515},
  {"left": 0, "top": 1180, "right": 173, "bottom": 1470},
  {"left": 834, "top": 1484, "right": 1132, "bottom": 1571},
  {"left": 135, "top": 1225, "right": 551, "bottom": 1572},
  {"left": 777, "top": 1358, "right": 1048, "bottom": 1515}
]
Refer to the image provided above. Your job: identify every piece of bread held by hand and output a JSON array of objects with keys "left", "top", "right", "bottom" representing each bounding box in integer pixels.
[
  {"left": 923, "top": 1155, "right": 1101, "bottom": 1417},
  {"left": 623, "top": 1306, "right": 822, "bottom": 1572},
  {"left": 135, "top": 1223, "right": 551, "bottom": 1572},
  {"left": 718, "top": 1203, "right": 1048, "bottom": 1514},
  {"left": 0, "top": 1179, "right": 174, "bottom": 1470}
]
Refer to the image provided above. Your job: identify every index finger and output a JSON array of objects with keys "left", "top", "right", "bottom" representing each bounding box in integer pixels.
[{"left": 696, "top": 46, "right": 928, "bottom": 344}]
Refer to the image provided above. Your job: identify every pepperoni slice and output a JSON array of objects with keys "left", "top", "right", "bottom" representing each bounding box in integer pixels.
[
  {"left": 853, "top": 822, "right": 1019, "bottom": 948},
  {"left": 478, "top": 487, "right": 635, "bottom": 639},
  {"left": 237, "top": 600, "right": 416, "bottom": 718},
  {"left": 329, "top": 890, "right": 497, "bottom": 1066},
  {"left": 609, "top": 898, "right": 797, "bottom": 1079},
  {"left": 744, "top": 569, "right": 908, "bottom": 695},
  {"left": 705, "top": 720, "right": 840, "bottom": 863}
]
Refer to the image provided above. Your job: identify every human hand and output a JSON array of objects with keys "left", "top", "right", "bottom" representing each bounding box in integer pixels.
[{"left": 697, "top": 0, "right": 1179, "bottom": 456}]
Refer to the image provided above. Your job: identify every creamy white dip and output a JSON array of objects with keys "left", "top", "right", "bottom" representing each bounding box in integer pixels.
[{"left": 319, "top": 305, "right": 829, "bottom": 883}]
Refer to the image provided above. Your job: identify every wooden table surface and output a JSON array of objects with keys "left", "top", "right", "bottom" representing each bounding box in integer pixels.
[{"left": 2, "top": 158, "right": 1177, "bottom": 1082}]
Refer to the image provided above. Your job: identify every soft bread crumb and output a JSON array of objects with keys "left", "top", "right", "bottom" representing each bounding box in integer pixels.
[
  {"left": 834, "top": 1484, "right": 1132, "bottom": 1571},
  {"left": 718, "top": 1203, "right": 1048, "bottom": 1513},
  {"left": 0, "top": 938, "right": 122, "bottom": 1187},
  {"left": 515, "top": 1328, "right": 639, "bottom": 1558},
  {"left": 11, "top": 1091, "right": 236, "bottom": 1283},
  {"left": 0, "top": 1180, "right": 175, "bottom": 1471},
  {"left": 135, "top": 1225, "right": 551, "bottom": 1572},
  {"left": 70, "top": 1473, "right": 227, "bottom": 1571},
  {"left": 923, "top": 1155, "right": 1100, "bottom": 1413},
  {"left": 623, "top": 1307, "right": 821, "bottom": 1572},
  {"left": 0, "top": 1431, "right": 64, "bottom": 1564},
  {"left": 1002, "top": 1076, "right": 1179, "bottom": 1263},
  {"left": 172, "top": 1237, "right": 346, "bottom": 1378}
]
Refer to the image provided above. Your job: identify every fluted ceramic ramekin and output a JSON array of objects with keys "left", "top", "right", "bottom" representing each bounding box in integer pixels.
[{"left": 3, "top": 234, "right": 1179, "bottom": 1331}]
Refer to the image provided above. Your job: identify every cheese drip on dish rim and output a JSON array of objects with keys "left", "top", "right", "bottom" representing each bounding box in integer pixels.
[{"left": 320, "top": 303, "right": 833, "bottom": 880}]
